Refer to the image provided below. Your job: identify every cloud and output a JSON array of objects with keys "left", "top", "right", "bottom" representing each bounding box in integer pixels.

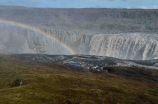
[{"left": 139, "top": 6, "right": 158, "bottom": 9}]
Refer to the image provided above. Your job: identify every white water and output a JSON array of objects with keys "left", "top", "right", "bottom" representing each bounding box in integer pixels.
[
  {"left": 1, "top": 24, "right": 158, "bottom": 60},
  {"left": 90, "top": 33, "right": 158, "bottom": 60}
]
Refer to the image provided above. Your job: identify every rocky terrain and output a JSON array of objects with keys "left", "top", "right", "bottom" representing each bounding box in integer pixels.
[
  {"left": 12, "top": 54, "right": 158, "bottom": 71},
  {"left": 0, "top": 5, "right": 158, "bottom": 60}
]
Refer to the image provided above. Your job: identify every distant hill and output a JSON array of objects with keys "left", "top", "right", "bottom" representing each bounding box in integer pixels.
[{"left": 0, "top": 5, "right": 27, "bottom": 9}]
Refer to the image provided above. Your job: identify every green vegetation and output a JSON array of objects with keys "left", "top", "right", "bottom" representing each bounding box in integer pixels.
[{"left": 0, "top": 55, "right": 158, "bottom": 104}]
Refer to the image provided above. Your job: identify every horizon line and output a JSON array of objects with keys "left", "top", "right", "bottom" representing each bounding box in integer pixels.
[{"left": 0, "top": 5, "right": 158, "bottom": 10}]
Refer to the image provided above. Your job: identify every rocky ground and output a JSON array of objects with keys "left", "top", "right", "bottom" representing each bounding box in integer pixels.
[{"left": 12, "top": 54, "right": 158, "bottom": 71}]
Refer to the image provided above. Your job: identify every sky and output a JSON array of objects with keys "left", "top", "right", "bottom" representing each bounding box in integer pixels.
[{"left": 0, "top": 0, "right": 158, "bottom": 9}]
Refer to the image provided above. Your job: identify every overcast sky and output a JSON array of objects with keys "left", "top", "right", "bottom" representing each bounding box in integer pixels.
[{"left": 0, "top": 0, "right": 158, "bottom": 9}]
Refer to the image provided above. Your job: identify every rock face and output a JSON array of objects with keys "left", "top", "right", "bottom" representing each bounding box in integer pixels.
[
  {"left": 1, "top": 6, "right": 158, "bottom": 60},
  {"left": 0, "top": 25, "right": 71, "bottom": 55}
]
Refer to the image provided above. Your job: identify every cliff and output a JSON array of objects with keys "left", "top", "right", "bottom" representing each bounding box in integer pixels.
[{"left": 0, "top": 6, "right": 158, "bottom": 60}]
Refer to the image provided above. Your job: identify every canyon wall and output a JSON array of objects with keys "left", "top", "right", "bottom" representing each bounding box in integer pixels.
[{"left": 1, "top": 6, "right": 158, "bottom": 60}]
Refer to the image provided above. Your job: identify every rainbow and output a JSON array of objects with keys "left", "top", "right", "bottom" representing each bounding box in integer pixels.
[{"left": 0, "top": 18, "right": 77, "bottom": 55}]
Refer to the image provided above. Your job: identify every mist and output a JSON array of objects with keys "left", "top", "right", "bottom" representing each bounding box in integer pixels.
[{"left": 0, "top": 6, "right": 158, "bottom": 60}]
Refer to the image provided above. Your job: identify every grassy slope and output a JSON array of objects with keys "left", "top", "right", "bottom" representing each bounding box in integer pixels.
[{"left": 0, "top": 55, "right": 158, "bottom": 104}]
